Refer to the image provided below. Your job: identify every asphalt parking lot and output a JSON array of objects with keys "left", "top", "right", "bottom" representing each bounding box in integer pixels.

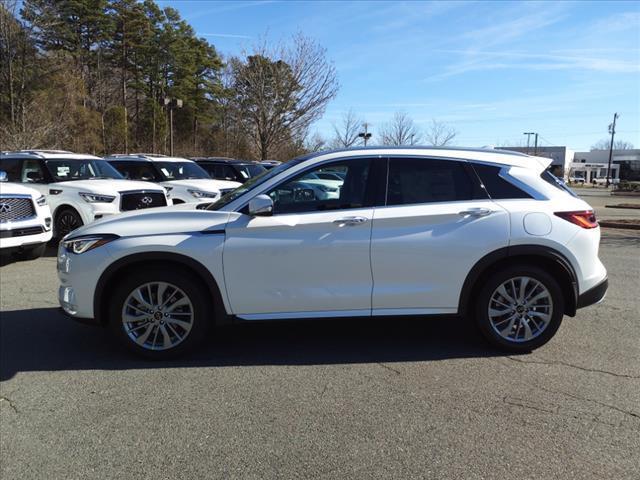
[{"left": 1, "top": 229, "right": 639, "bottom": 479}]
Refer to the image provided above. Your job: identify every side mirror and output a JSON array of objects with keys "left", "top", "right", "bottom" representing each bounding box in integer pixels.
[
  {"left": 248, "top": 194, "right": 273, "bottom": 216},
  {"left": 0, "top": 171, "right": 7, "bottom": 182}
]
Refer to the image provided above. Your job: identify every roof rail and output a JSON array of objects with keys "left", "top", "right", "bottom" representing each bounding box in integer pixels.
[{"left": 0, "top": 149, "right": 73, "bottom": 155}]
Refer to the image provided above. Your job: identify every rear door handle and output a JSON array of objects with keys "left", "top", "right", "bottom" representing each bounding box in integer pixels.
[
  {"left": 333, "top": 216, "right": 368, "bottom": 226},
  {"left": 459, "top": 208, "right": 494, "bottom": 217}
]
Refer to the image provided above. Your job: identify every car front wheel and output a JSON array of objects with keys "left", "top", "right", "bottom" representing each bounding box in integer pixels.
[
  {"left": 109, "top": 268, "right": 209, "bottom": 359},
  {"left": 475, "top": 265, "right": 564, "bottom": 352}
]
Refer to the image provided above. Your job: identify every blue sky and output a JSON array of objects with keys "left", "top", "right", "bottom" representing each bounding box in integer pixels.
[{"left": 159, "top": 0, "right": 640, "bottom": 151}]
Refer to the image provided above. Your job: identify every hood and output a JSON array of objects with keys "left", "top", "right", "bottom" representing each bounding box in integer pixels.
[
  {"left": 162, "top": 178, "right": 241, "bottom": 192},
  {"left": 0, "top": 182, "right": 40, "bottom": 197},
  {"left": 68, "top": 206, "right": 231, "bottom": 239},
  {"left": 52, "top": 179, "right": 165, "bottom": 194}
]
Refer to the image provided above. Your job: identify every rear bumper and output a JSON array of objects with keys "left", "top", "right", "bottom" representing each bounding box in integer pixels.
[{"left": 577, "top": 277, "right": 608, "bottom": 309}]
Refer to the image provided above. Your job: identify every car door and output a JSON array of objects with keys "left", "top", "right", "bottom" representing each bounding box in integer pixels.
[
  {"left": 223, "top": 157, "right": 376, "bottom": 318},
  {"left": 370, "top": 157, "right": 510, "bottom": 315}
]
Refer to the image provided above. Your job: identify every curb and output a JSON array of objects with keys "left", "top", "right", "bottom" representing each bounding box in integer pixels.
[{"left": 599, "top": 221, "right": 640, "bottom": 231}]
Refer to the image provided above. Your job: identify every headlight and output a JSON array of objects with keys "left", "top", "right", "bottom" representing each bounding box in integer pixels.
[
  {"left": 188, "top": 189, "right": 218, "bottom": 199},
  {"left": 63, "top": 234, "right": 119, "bottom": 255},
  {"left": 36, "top": 195, "right": 47, "bottom": 206},
  {"left": 79, "top": 192, "right": 116, "bottom": 203},
  {"left": 317, "top": 185, "right": 338, "bottom": 193}
]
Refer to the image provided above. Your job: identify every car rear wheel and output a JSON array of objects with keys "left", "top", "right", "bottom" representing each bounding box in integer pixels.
[
  {"left": 109, "top": 268, "right": 209, "bottom": 359},
  {"left": 475, "top": 265, "right": 564, "bottom": 352}
]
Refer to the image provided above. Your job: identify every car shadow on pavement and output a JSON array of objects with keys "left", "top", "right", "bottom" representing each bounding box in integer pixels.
[
  {"left": 0, "top": 308, "right": 505, "bottom": 381},
  {"left": 0, "top": 243, "right": 58, "bottom": 267}
]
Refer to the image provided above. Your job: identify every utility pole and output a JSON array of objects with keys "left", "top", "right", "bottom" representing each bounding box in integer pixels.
[
  {"left": 523, "top": 132, "right": 535, "bottom": 154},
  {"left": 606, "top": 113, "right": 619, "bottom": 188},
  {"left": 358, "top": 122, "right": 372, "bottom": 146},
  {"left": 533, "top": 133, "right": 538, "bottom": 155}
]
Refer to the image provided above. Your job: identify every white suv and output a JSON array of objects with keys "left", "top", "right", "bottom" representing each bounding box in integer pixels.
[
  {"left": 0, "top": 150, "right": 171, "bottom": 238},
  {"left": 0, "top": 174, "right": 53, "bottom": 259},
  {"left": 105, "top": 154, "right": 241, "bottom": 204},
  {"left": 57, "top": 147, "right": 608, "bottom": 358}
]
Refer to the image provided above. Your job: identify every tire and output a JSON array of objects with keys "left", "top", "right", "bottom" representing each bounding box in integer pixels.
[
  {"left": 475, "top": 265, "right": 564, "bottom": 352},
  {"left": 17, "top": 243, "right": 46, "bottom": 261},
  {"left": 55, "top": 207, "right": 84, "bottom": 239},
  {"left": 108, "top": 267, "right": 210, "bottom": 359}
]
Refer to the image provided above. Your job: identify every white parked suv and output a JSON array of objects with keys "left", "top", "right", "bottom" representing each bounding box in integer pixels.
[
  {"left": 0, "top": 173, "right": 53, "bottom": 259},
  {"left": 57, "top": 147, "right": 608, "bottom": 358},
  {"left": 105, "top": 154, "right": 241, "bottom": 204},
  {"left": 0, "top": 150, "right": 171, "bottom": 238}
]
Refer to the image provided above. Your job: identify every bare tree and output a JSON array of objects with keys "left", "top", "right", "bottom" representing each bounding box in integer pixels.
[
  {"left": 379, "top": 111, "right": 421, "bottom": 146},
  {"left": 331, "top": 109, "right": 361, "bottom": 148},
  {"left": 232, "top": 33, "right": 339, "bottom": 160},
  {"left": 305, "top": 131, "right": 327, "bottom": 152},
  {"left": 424, "top": 119, "right": 457, "bottom": 146},
  {"left": 591, "top": 138, "right": 634, "bottom": 151}
]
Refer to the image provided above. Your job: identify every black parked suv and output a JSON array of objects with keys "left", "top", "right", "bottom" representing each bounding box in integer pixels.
[{"left": 191, "top": 157, "right": 267, "bottom": 184}]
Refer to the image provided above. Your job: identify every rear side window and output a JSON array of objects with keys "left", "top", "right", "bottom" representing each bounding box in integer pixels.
[
  {"left": 386, "top": 158, "right": 479, "bottom": 206},
  {"left": 0, "top": 158, "right": 23, "bottom": 182},
  {"left": 471, "top": 163, "right": 532, "bottom": 199}
]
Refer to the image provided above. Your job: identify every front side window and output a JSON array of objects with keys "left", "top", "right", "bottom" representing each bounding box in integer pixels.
[
  {"left": 154, "top": 161, "right": 210, "bottom": 180},
  {"left": 267, "top": 159, "right": 371, "bottom": 214},
  {"left": 386, "top": 158, "right": 478, "bottom": 206},
  {"left": 45, "top": 159, "right": 124, "bottom": 181},
  {"left": 110, "top": 161, "right": 162, "bottom": 182}
]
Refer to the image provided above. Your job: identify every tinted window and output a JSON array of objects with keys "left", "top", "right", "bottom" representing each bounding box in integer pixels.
[
  {"left": 154, "top": 161, "right": 210, "bottom": 180},
  {"left": 0, "top": 158, "right": 24, "bottom": 182},
  {"left": 386, "top": 158, "right": 476, "bottom": 205},
  {"left": 267, "top": 159, "right": 371, "bottom": 214},
  {"left": 110, "top": 161, "right": 162, "bottom": 182},
  {"left": 471, "top": 163, "right": 532, "bottom": 199},
  {"left": 540, "top": 170, "right": 578, "bottom": 198}
]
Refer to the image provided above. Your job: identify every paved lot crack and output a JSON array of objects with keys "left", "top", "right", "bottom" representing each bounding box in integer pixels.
[
  {"left": 377, "top": 362, "right": 402, "bottom": 375},
  {"left": 0, "top": 396, "right": 19, "bottom": 414},
  {"left": 507, "top": 356, "right": 640, "bottom": 379}
]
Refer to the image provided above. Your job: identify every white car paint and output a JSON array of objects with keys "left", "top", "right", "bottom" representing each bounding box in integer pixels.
[
  {"left": 58, "top": 147, "right": 607, "bottom": 340},
  {"left": 105, "top": 155, "right": 241, "bottom": 204},
  {"left": 0, "top": 182, "right": 53, "bottom": 251}
]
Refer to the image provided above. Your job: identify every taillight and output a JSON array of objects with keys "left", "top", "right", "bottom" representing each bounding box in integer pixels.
[{"left": 554, "top": 210, "right": 598, "bottom": 229}]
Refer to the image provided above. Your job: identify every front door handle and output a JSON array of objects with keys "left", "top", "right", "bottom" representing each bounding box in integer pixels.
[
  {"left": 333, "top": 216, "right": 368, "bottom": 226},
  {"left": 459, "top": 208, "right": 494, "bottom": 217}
]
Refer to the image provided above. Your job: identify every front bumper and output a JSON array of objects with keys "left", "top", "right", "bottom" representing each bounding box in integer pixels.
[{"left": 577, "top": 277, "right": 608, "bottom": 309}]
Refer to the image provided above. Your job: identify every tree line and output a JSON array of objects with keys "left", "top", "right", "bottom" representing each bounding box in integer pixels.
[{"left": 0, "top": 0, "right": 338, "bottom": 160}]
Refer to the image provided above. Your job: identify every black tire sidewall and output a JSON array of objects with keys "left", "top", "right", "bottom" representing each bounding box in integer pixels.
[
  {"left": 108, "top": 267, "right": 210, "bottom": 359},
  {"left": 475, "top": 265, "right": 564, "bottom": 352}
]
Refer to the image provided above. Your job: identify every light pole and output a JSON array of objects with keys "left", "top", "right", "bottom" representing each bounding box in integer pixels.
[
  {"left": 164, "top": 97, "right": 183, "bottom": 156},
  {"left": 523, "top": 132, "right": 536, "bottom": 154},
  {"left": 606, "top": 113, "right": 619, "bottom": 188},
  {"left": 358, "top": 122, "right": 372, "bottom": 146}
]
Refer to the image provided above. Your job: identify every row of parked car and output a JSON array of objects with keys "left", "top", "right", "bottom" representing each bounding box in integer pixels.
[{"left": 0, "top": 150, "right": 278, "bottom": 259}]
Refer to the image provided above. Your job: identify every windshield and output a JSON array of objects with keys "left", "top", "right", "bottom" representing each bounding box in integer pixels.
[
  {"left": 46, "top": 159, "right": 124, "bottom": 181},
  {"left": 207, "top": 158, "right": 305, "bottom": 210},
  {"left": 237, "top": 163, "right": 267, "bottom": 179},
  {"left": 155, "top": 161, "right": 210, "bottom": 180}
]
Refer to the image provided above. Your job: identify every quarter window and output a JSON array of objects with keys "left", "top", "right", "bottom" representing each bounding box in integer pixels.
[
  {"left": 267, "top": 159, "right": 371, "bottom": 214},
  {"left": 386, "top": 158, "right": 477, "bottom": 205},
  {"left": 471, "top": 163, "right": 532, "bottom": 199}
]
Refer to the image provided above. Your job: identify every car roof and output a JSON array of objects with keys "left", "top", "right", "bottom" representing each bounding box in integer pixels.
[
  {"left": 192, "top": 157, "right": 260, "bottom": 165},
  {"left": 105, "top": 154, "right": 194, "bottom": 163},
  {"left": 0, "top": 150, "right": 102, "bottom": 160},
  {"left": 297, "top": 146, "right": 550, "bottom": 170}
]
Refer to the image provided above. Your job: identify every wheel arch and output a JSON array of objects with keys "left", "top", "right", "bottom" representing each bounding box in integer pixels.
[
  {"left": 94, "top": 252, "right": 231, "bottom": 327},
  {"left": 458, "top": 245, "right": 578, "bottom": 318}
]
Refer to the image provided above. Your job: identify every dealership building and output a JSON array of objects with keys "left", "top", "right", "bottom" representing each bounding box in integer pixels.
[{"left": 498, "top": 146, "right": 640, "bottom": 182}]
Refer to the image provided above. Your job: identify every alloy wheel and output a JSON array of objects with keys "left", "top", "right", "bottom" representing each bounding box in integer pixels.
[
  {"left": 487, "top": 276, "right": 553, "bottom": 343},
  {"left": 121, "top": 282, "right": 194, "bottom": 351},
  {"left": 56, "top": 211, "right": 82, "bottom": 237}
]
